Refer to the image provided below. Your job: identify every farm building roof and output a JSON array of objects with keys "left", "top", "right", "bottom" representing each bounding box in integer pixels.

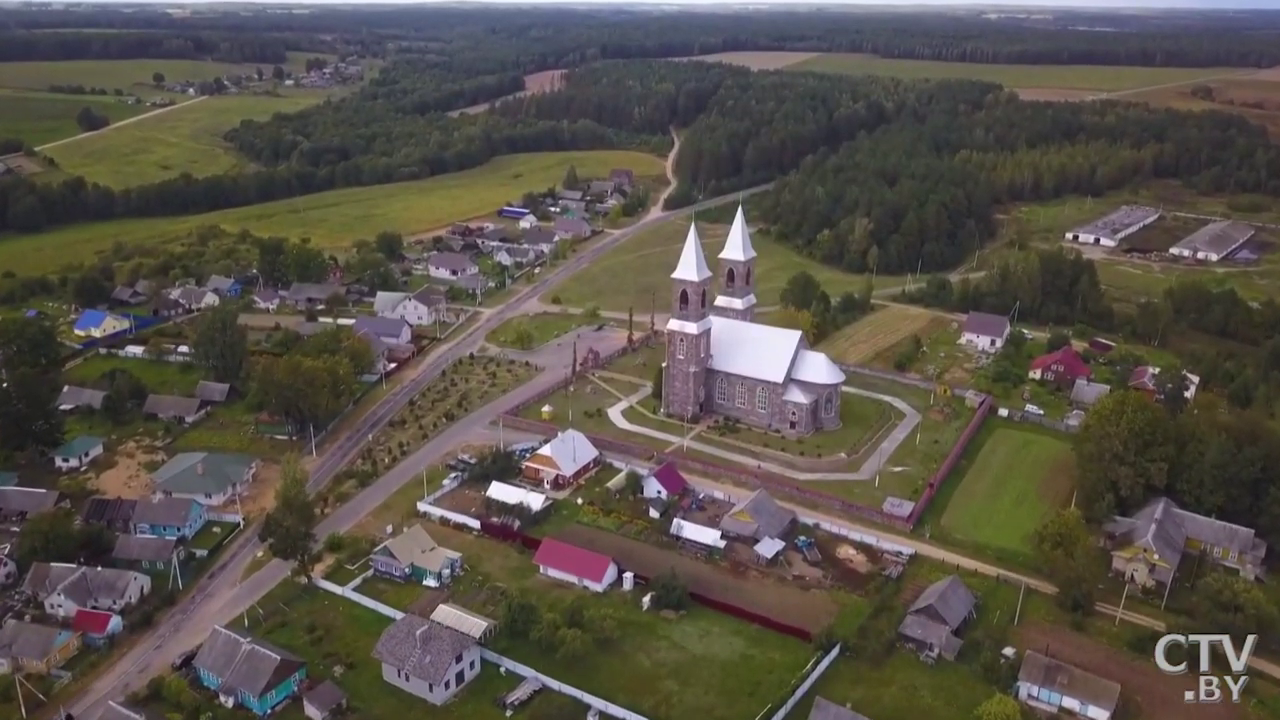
[
  {"left": 143, "top": 394, "right": 203, "bottom": 419},
  {"left": 1171, "top": 220, "right": 1255, "bottom": 258},
  {"left": 720, "top": 489, "right": 796, "bottom": 540},
  {"left": 58, "top": 385, "right": 106, "bottom": 410},
  {"left": 1069, "top": 205, "right": 1160, "bottom": 241},
  {"left": 753, "top": 537, "right": 786, "bottom": 560},
  {"left": 961, "top": 312, "right": 1009, "bottom": 339},
  {"left": 908, "top": 575, "right": 976, "bottom": 630},
  {"left": 194, "top": 381, "right": 231, "bottom": 403},
  {"left": 646, "top": 462, "right": 689, "bottom": 496}
]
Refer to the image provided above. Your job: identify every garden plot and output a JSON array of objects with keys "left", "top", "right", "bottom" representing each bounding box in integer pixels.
[{"left": 818, "top": 305, "right": 939, "bottom": 366}]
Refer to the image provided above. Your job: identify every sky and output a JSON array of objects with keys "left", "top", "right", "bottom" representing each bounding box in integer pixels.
[{"left": 61, "top": 0, "right": 1280, "bottom": 6}]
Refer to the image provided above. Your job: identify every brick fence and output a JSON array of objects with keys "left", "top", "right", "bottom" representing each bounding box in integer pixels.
[{"left": 904, "top": 396, "right": 991, "bottom": 527}]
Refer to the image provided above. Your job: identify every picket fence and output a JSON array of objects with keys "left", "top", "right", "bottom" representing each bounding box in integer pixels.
[
  {"left": 480, "top": 649, "right": 650, "bottom": 720},
  {"left": 311, "top": 576, "right": 405, "bottom": 620},
  {"left": 417, "top": 502, "right": 481, "bottom": 529},
  {"left": 766, "top": 643, "right": 843, "bottom": 720}
]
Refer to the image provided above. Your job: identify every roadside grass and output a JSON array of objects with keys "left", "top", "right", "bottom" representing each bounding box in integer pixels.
[
  {"left": 2, "top": 150, "right": 666, "bottom": 277},
  {"left": 64, "top": 355, "right": 204, "bottom": 395},
  {"left": 46, "top": 93, "right": 326, "bottom": 188},
  {"left": 542, "top": 218, "right": 908, "bottom": 313},
  {"left": 938, "top": 424, "right": 1075, "bottom": 560},
  {"left": 485, "top": 312, "right": 606, "bottom": 350},
  {"left": 599, "top": 340, "right": 665, "bottom": 383},
  {"left": 789, "top": 54, "right": 1235, "bottom": 92},
  {"left": 188, "top": 521, "right": 240, "bottom": 552},
  {"left": 0, "top": 88, "right": 154, "bottom": 147},
  {"left": 0, "top": 53, "right": 329, "bottom": 94}
]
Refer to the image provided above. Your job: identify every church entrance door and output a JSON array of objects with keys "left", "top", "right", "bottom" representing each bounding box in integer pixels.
[{"left": 788, "top": 410, "right": 798, "bottom": 432}]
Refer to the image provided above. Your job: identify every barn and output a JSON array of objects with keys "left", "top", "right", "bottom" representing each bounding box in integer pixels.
[{"left": 532, "top": 538, "right": 618, "bottom": 593}]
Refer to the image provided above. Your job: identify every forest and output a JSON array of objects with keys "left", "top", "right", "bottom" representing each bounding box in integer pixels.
[
  {"left": 757, "top": 94, "right": 1280, "bottom": 275},
  {"left": 0, "top": 31, "right": 293, "bottom": 64}
]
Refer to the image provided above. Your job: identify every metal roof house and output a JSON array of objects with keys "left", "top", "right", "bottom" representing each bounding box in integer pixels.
[
  {"left": 52, "top": 435, "right": 104, "bottom": 471},
  {"left": 1103, "top": 496, "right": 1266, "bottom": 588},
  {"left": 369, "top": 524, "right": 463, "bottom": 588},
  {"left": 193, "top": 625, "right": 307, "bottom": 717},
  {"left": 1017, "top": 650, "right": 1121, "bottom": 720},
  {"left": 719, "top": 489, "right": 796, "bottom": 541},
  {"left": 151, "top": 452, "right": 258, "bottom": 506},
  {"left": 373, "top": 614, "right": 481, "bottom": 706},
  {"left": 808, "top": 697, "right": 873, "bottom": 720},
  {"left": 1064, "top": 205, "right": 1161, "bottom": 248},
  {"left": 958, "top": 312, "right": 1011, "bottom": 354},
  {"left": 532, "top": 538, "right": 618, "bottom": 593},
  {"left": 896, "top": 575, "right": 976, "bottom": 662}
]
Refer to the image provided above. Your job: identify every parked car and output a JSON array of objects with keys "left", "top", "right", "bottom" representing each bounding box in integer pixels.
[
  {"left": 1024, "top": 403, "right": 1045, "bottom": 416},
  {"left": 457, "top": 454, "right": 477, "bottom": 465}
]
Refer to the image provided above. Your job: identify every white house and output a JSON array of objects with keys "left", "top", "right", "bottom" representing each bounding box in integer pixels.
[
  {"left": 426, "top": 252, "right": 479, "bottom": 280},
  {"left": 532, "top": 538, "right": 618, "bottom": 593},
  {"left": 641, "top": 461, "right": 689, "bottom": 501},
  {"left": 1065, "top": 205, "right": 1160, "bottom": 248},
  {"left": 151, "top": 452, "right": 258, "bottom": 506},
  {"left": 21, "top": 563, "right": 151, "bottom": 618},
  {"left": 252, "top": 289, "right": 281, "bottom": 312},
  {"left": 1017, "top": 650, "right": 1120, "bottom": 720},
  {"left": 373, "top": 615, "right": 481, "bottom": 706},
  {"left": 351, "top": 315, "right": 412, "bottom": 346},
  {"left": 374, "top": 287, "right": 451, "bottom": 327},
  {"left": 169, "top": 286, "right": 221, "bottom": 310},
  {"left": 52, "top": 436, "right": 104, "bottom": 471},
  {"left": 518, "top": 215, "right": 539, "bottom": 230},
  {"left": 958, "top": 312, "right": 1011, "bottom": 353}
]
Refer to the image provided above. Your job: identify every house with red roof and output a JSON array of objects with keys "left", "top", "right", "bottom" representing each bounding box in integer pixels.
[
  {"left": 1129, "top": 366, "right": 1200, "bottom": 402},
  {"left": 532, "top": 538, "right": 618, "bottom": 593},
  {"left": 71, "top": 608, "right": 123, "bottom": 647},
  {"left": 1028, "top": 346, "right": 1091, "bottom": 390},
  {"left": 641, "top": 461, "right": 689, "bottom": 501}
]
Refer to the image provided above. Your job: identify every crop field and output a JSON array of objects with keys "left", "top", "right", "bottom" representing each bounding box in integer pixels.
[
  {"left": 0, "top": 150, "right": 665, "bottom": 276},
  {"left": 940, "top": 425, "right": 1075, "bottom": 557},
  {"left": 789, "top": 54, "right": 1236, "bottom": 92},
  {"left": 45, "top": 93, "right": 325, "bottom": 188},
  {"left": 676, "top": 51, "right": 820, "bottom": 70},
  {"left": 543, "top": 217, "right": 907, "bottom": 313},
  {"left": 0, "top": 53, "right": 328, "bottom": 95},
  {"left": 817, "top": 305, "right": 937, "bottom": 365},
  {"left": 0, "top": 89, "right": 155, "bottom": 147},
  {"left": 1130, "top": 72, "right": 1280, "bottom": 138}
]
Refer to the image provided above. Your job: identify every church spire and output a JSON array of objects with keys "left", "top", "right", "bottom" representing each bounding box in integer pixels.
[
  {"left": 719, "top": 204, "right": 757, "bottom": 262},
  {"left": 671, "top": 221, "right": 711, "bottom": 282}
]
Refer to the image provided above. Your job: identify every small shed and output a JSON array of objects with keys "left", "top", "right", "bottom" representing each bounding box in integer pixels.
[
  {"left": 753, "top": 537, "right": 786, "bottom": 565},
  {"left": 541, "top": 404, "right": 554, "bottom": 420},
  {"left": 429, "top": 603, "right": 497, "bottom": 641},
  {"left": 303, "top": 680, "right": 347, "bottom": 720}
]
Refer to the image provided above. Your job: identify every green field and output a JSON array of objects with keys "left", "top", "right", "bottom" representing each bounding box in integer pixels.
[
  {"left": 45, "top": 93, "right": 326, "bottom": 188},
  {"left": 543, "top": 217, "right": 905, "bottom": 313},
  {"left": 0, "top": 150, "right": 665, "bottom": 276},
  {"left": 940, "top": 425, "right": 1075, "bottom": 556},
  {"left": 0, "top": 89, "right": 156, "bottom": 147},
  {"left": 64, "top": 355, "right": 205, "bottom": 395},
  {"left": 791, "top": 54, "right": 1236, "bottom": 92},
  {"left": 784, "top": 652, "right": 994, "bottom": 720},
  {"left": 485, "top": 312, "right": 603, "bottom": 350},
  {"left": 0, "top": 53, "right": 328, "bottom": 95}
]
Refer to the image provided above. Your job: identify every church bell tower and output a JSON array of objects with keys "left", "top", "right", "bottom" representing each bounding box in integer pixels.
[
  {"left": 713, "top": 204, "right": 757, "bottom": 322},
  {"left": 662, "top": 222, "right": 712, "bottom": 421}
]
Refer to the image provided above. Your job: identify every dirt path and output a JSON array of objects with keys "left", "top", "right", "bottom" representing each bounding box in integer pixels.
[
  {"left": 552, "top": 523, "right": 837, "bottom": 632},
  {"left": 1016, "top": 622, "right": 1243, "bottom": 720},
  {"left": 647, "top": 128, "right": 681, "bottom": 220},
  {"left": 1092, "top": 70, "right": 1256, "bottom": 100},
  {"left": 36, "top": 96, "right": 209, "bottom": 151}
]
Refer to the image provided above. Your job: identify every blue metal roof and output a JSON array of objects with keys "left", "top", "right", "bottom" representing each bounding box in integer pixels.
[{"left": 73, "top": 309, "right": 111, "bottom": 332}]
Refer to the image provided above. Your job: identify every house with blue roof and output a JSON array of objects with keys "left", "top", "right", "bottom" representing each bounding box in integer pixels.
[
  {"left": 72, "top": 310, "right": 130, "bottom": 338},
  {"left": 193, "top": 625, "right": 307, "bottom": 716},
  {"left": 130, "top": 497, "right": 207, "bottom": 539}
]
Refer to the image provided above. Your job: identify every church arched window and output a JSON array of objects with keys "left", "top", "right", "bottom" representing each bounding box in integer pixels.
[
  {"left": 823, "top": 391, "right": 835, "bottom": 417},
  {"left": 678, "top": 288, "right": 689, "bottom": 312},
  {"left": 700, "top": 288, "right": 707, "bottom": 309},
  {"left": 745, "top": 267, "right": 752, "bottom": 287},
  {"left": 735, "top": 383, "right": 748, "bottom": 408},
  {"left": 726, "top": 267, "right": 736, "bottom": 289},
  {"left": 676, "top": 336, "right": 686, "bottom": 359},
  {"left": 756, "top": 386, "right": 769, "bottom": 413},
  {"left": 716, "top": 377, "right": 727, "bottom": 404}
]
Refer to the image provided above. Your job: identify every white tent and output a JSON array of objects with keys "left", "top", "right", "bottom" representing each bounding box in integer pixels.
[
  {"left": 670, "top": 518, "right": 726, "bottom": 549},
  {"left": 485, "top": 480, "right": 549, "bottom": 513}
]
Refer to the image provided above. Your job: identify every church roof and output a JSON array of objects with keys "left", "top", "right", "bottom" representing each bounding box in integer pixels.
[
  {"left": 671, "top": 222, "right": 712, "bottom": 282},
  {"left": 783, "top": 383, "right": 817, "bottom": 403},
  {"left": 791, "top": 349, "right": 846, "bottom": 385},
  {"left": 708, "top": 316, "right": 802, "bottom": 384},
  {"left": 719, "top": 204, "right": 757, "bottom": 262}
]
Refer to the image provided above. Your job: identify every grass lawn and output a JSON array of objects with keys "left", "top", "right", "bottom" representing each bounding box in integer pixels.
[
  {"left": 354, "top": 576, "right": 425, "bottom": 611},
  {"left": 188, "top": 521, "right": 240, "bottom": 552},
  {"left": 783, "top": 651, "right": 995, "bottom": 720},
  {"left": 2, "top": 150, "right": 665, "bottom": 277},
  {"left": 0, "top": 54, "right": 328, "bottom": 95},
  {"left": 542, "top": 218, "right": 908, "bottom": 313},
  {"left": 790, "top": 54, "right": 1235, "bottom": 92},
  {"left": 485, "top": 312, "right": 606, "bottom": 350},
  {"left": 939, "top": 424, "right": 1075, "bottom": 559},
  {"left": 64, "top": 355, "right": 205, "bottom": 395},
  {"left": 698, "top": 391, "right": 892, "bottom": 459},
  {"left": 45, "top": 93, "right": 327, "bottom": 188},
  {"left": 0, "top": 88, "right": 154, "bottom": 147},
  {"left": 168, "top": 399, "right": 301, "bottom": 459}
]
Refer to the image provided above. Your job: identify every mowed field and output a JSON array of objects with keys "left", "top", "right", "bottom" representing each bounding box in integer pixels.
[
  {"left": 0, "top": 150, "right": 665, "bottom": 276},
  {"left": 45, "top": 92, "right": 326, "bottom": 188},
  {"left": 544, "top": 217, "right": 906, "bottom": 313},
  {"left": 817, "top": 305, "right": 936, "bottom": 365},
  {"left": 0, "top": 89, "right": 157, "bottom": 146},
  {"left": 790, "top": 53, "right": 1237, "bottom": 92},
  {"left": 0, "top": 53, "right": 327, "bottom": 95},
  {"left": 941, "top": 426, "right": 1075, "bottom": 556},
  {"left": 1129, "top": 71, "right": 1280, "bottom": 138}
]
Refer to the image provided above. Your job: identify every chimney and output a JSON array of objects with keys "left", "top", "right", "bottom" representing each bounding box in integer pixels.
[{"left": 196, "top": 462, "right": 204, "bottom": 476}]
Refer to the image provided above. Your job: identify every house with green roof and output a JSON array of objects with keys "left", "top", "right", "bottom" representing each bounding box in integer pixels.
[
  {"left": 53, "top": 437, "right": 104, "bottom": 472},
  {"left": 152, "top": 452, "right": 258, "bottom": 506}
]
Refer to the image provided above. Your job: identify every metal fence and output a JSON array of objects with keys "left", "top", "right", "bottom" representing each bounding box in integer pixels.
[
  {"left": 767, "top": 643, "right": 842, "bottom": 720},
  {"left": 480, "top": 649, "right": 650, "bottom": 720},
  {"left": 311, "top": 576, "right": 405, "bottom": 620}
]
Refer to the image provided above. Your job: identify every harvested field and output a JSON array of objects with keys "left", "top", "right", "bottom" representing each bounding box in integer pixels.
[
  {"left": 553, "top": 524, "right": 838, "bottom": 632},
  {"left": 818, "top": 305, "right": 936, "bottom": 365},
  {"left": 449, "top": 70, "right": 564, "bottom": 116},
  {"left": 1016, "top": 622, "right": 1244, "bottom": 720},
  {"left": 1015, "top": 88, "right": 1096, "bottom": 102},
  {"left": 676, "top": 51, "right": 819, "bottom": 70}
]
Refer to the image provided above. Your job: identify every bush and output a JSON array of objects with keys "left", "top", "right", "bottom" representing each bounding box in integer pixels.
[{"left": 550, "top": 294, "right": 562, "bottom": 305}]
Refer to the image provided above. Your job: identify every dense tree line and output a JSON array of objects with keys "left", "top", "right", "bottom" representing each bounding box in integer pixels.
[
  {"left": 0, "top": 31, "right": 289, "bottom": 64},
  {"left": 759, "top": 92, "right": 1280, "bottom": 275}
]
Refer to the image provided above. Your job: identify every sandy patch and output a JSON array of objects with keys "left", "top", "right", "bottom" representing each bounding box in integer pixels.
[
  {"left": 835, "top": 544, "right": 874, "bottom": 573},
  {"left": 95, "top": 441, "right": 165, "bottom": 498},
  {"left": 1015, "top": 88, "right": 1096, "bottom": 102},
  {"left": 230, "top": 461, "right": 282, "bottom": 518},
  {"left": 0, "top": 153, "right": 45, "bottom": 176},
  {"left": 674, "top": 51, "right": 819, "bottom": 71}
]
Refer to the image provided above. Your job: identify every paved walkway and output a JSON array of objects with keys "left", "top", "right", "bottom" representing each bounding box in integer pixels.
[{"left": 603, "top": 385, "right": 919, "bottom": 480}]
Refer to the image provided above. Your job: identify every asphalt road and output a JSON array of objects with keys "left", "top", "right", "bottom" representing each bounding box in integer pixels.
[{"left": 70, "top": 186, "right": 769, "bottom": 719}]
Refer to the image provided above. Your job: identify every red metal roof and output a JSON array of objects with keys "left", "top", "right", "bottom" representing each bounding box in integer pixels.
[
  {"left": 649, "top": 461, "right": 689, "bottom": 495},
  {"left": 1030, "top": 346, "right": 1091, "bottom": 378},
  {"left": 533, "top": 538, "right": 614, "bottom": 584},
  {"left": 1129, "top": 366, "right": 1159, "bottom": 391},
  {"left": 72, "top": 608, "right": 115, "bottom": 636}
]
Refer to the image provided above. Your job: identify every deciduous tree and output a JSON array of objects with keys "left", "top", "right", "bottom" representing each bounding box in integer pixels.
[
  {"left": 192, "top": 303, "right": 249, "bottom": 384},
  {"left": 1076, "top": 390, "right": 1175, "bottom": 519},
  {"left": 1032, "top": 507, "right": 1100, "bottom": 614},
  {"left": 779, "top": 271, "right": 821, "bottom": 312},
  {"left": 972, "top": 693, "right": 1022, "bottom": 720},
  {"left": 0, "top": 318, "right": 64, "bottom": 454},
  {"left": 258, "top": 455, "right": 319, "bottom": 580}
]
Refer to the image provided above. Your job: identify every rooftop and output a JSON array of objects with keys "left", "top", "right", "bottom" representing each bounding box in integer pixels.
[
  {"left": 152, "top": 452, "right": 255, "bottom": 496},
  {"left": 1019, "top": 650, "right": 1121, "bottom": 713},
  {"left": 670, "top": 222, "right": 712, "bottom": 283},
  {"left": 1069, "top": 205, "right": 1160, "bottom": 241},
  {"left": 373, "top": 615, "right": 476, "bottom": 685},
  {"left": 1171, "top": 220, "right": 1255, "bottom": 258},
  {"left": 532, "top": 537, "right": 614, "bottom": 583},
  {"left": 54, "top": 435, "right": 103, "bottom": 458},
  {"left": 962, "top": 311, "right": 1010, "bottom": 339}
]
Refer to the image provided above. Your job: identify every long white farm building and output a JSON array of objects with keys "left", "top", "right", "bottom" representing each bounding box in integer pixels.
[{"left": 1065, "top": 205, "right": 1160, "bottom": 248}]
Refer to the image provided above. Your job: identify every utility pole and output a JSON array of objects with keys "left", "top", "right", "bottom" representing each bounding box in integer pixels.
[
  {"left": 309, "top": 423, "right": 317, "bottom": 457},
  {"left": 1115, "top": 583, "right": 1129, "bottom": 626}
]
